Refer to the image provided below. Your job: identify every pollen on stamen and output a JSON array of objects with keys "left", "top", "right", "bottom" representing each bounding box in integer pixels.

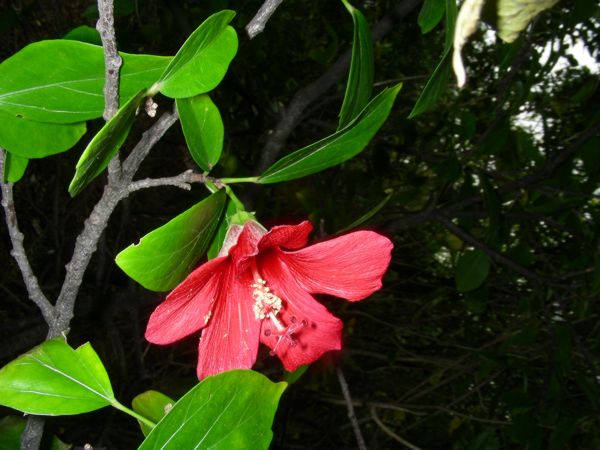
[
  {"left": 252, "top": 278, "right": 283, "bottom": 320},
  {"left": 203, "top": 311, "right": 212, "bottom": 324}
]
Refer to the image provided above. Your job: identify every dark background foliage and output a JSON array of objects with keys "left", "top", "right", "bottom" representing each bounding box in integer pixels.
[{"left": 1, "top": 0, "right": 600, "bottom": 448}]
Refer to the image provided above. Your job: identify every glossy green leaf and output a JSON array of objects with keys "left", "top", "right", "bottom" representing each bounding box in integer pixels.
[
  {"left": 0, "top": 40, "right": 170, "bottom": 123},
  {"left": 418, "top": 0, "right": 445, "bottom": 34},
  {"left": 139, "top": 370, "right": 286, "bottom": 450},
  {"left": 177, "top": 94, "right": 224, "bottom": 171},
  {"left": 0, "top": 111, "right": 86, "bottom": 159},
  {"left": 455, "top": 249, "right": 491, "bottom": 292},
  {"left": 132, "top": 390, "right": 175, "bottom": 437},
  {"left": 0, "top": 338, "right": 114, "bottom": 415},
  {"left": 409, "top": 0, "right": 456, "bottom": 118},
  {"left": 207, "top": 199, "right": 238, "bottom": 260},
  {"left": 115, "top": 190, "right": 226, "bottom": 291},
  {"left": 259, "top": 84, "right": 401, "bottom": 184},
  {"left": 156, "top": 11, "right": 238, "bottom": 98},
  {"left": 63, "top": 25, "right": 101, "bottom": 45},
  {"left": 2, "top": 152, "right": 28, "bottom": 183},
  {"left": 338, "top": 0, "right": 373, "bottom": 130},
  {"left": 68, "top": 90, "right": 145, "bottom": 197}
]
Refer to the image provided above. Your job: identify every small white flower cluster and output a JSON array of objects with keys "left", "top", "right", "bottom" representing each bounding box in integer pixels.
[{"left": 252, "top": 278, "right": 282, "bottom": 320}]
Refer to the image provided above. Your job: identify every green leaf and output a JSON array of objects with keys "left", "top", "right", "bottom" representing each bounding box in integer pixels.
[
  {"left": 409, "top": 0, "right": 457, "bottom": 118},
  {"left": 139, "top": 370, "right": 286, "bottom": 450},
  {"left": 0, "top": 416, "right": 72, "bottom": 450},
  {"left": 156, "top": 10, "right": 238, "bottom": 99},
  {"left": 0, "top": 338, "right": 114, "bottom": 415},
  {"left": 132, "top": 390, "right": 175, "bottom": 437},
  {"left": 338, "top": 0, "right": 373, "bottom": 130},
  {"left": 259, "top": 84, "right": 401, "bottom": 184},
  {"left": 63, "top": 25, "right": 102, "bottom": 45},
  {"left": 177, "top": 94, "right": 224, "bottom": 171},
  {"left": 2, "top": 152, "right": 28, "bottom": 183},
  {"left": 455, "top": 249, "right": 491, "bottom": 292},
  {"left": 207, "top": 199, "right": 238, "bottom": 260},
  {"left": 338, "top": 189, "right": 393, "bottom": 233},
  {"left": 0, "top": 111, "right": 86, "bottom": 159},
  {"left": 0, "top": 40, "right": 170, "bottom": 123},
  {"left": 68, "top": 90, "right": 145, "bottom": 197},
  {"left": 116, "top": 190, "right": 226, "bottom": 291},
  {"left": 418, "top": 0, "right": 445, "bottom": 34}
]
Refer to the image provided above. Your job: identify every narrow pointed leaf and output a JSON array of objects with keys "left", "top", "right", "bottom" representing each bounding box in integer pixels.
[
  {"left": 338, "top": 0, "right": 373, "bottom": 130},
  {"left": 259, "top": 84, "right": 401, "bottom": 184},
  {"left": 116, "top": 190, "right": 226, "bottom": 291},
  {"left": 132, "top": 390, "right": 175, "bottom": 437},
  {"left": 0, "top": 111, "right": 86, "bottom": 158},
  {"left": 139, "top": 370, "right": 286, "bottom": 450},
  {"left": 177, "top": 94, "right": 224, "bottom": 171},
  {"left": 0, "top": 339, "right": 114, "bottom": 415},
  {"left": 338, "top": 190, "right": 393, "bottom": 233},
  {"left": 207, "top": 199, "right": 238, "bottom": 260},
  {"left": 157, "top": 11, "right": 238, "bottom": 98},
  {"left": 2, "top": 152, "right": 28, "bottom": 183},
  {"left": 0, "top": 40, "right": 170, "bottom": 123},
  {"left": 409, "top": 0, "right": 457, "bottom": 118},
  {"left": 68, "top": 90, "right": 145, "bottom": 196}
]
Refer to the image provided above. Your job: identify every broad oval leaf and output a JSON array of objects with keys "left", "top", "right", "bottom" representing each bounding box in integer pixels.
[
  {"left": 139, "top": 370, "right": 286, "bottom": 450},
  {"left": 132, "top": 390, "right": 175, "bottom": 437},
  {"left": 0, "top": 338, "right": 114, "bottom": 415},
  {"left": 63, "top": 25, "right": 102, "bottom": 45},
  {"left": 497, "top": 0, "right": 559, "bottom": 43},
  {"left": 177, "top": 94, "right": 224, "bottom": 171},
  {"left": 418, "top": 0, "right": 446, "bottom": 34},
  {"left": 456, "top": 249, "right": 491, "bottom": 292},
  {"left": 0, "top": 110, "right": 86, "bottom": 158},
  {"left": 0, "top": 416, "right": 70, "bottom": 450},
  {"left": 115, "top": 189, "right": 226, "bottom": 291},
  {"left": 338, "top": 0, "right": 373, "bottom": 130},
  {"left": 259, "top": 84, "right": 401, "bottom": 184},
  {"left": 68, "top": 89, "right": 145, "bottom": 197},
  {"left": 157, "top": 10, "right": 238, "bottom": 99},
  {"left": 0, "top": 40, "right": 170, "bottom": 123},
  {"left": 2, "top": 152, "right": 29, "bottom": 183}
]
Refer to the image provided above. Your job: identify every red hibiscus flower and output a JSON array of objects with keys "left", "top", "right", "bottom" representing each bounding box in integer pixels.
[{"left": 145, "top": 220, "right": 393, "bottom": 379}]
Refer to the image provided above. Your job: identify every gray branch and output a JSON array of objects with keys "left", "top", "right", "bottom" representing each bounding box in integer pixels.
[
  {"left": 128, "top": 170, "right": 211, "bottom": 193},
  {"left": 52, "top": 109, "right": 179, "bottom": 337},
  {"left": 245, "top": 0, "right": 285, "bottom": 39},
  {"left": 97, "top": 0, "right": 123, "bottom": 121},
  {"left": 336, "top": 365, "right": 367, "bottom": 450},
  {"left": 0, "top": 150, "right": 56, "bottom": 326}
]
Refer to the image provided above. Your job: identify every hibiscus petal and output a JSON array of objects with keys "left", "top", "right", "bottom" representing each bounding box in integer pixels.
[
  {"left": 145, "top": 257, "right": 227, "bottom": 345},
  {"left": 282, "top": 230, "right": 393, "bottom": 301},
  {"left": 260, "top": 256, "right": 342, "bottom": 372},
  {"left": 259, "top": 221, "right": 313, "bottom": 251},
  {"left": 196, "top": 266, "right": 261, "bottom": 379},
  {"left": 228, "top": 221, "right": 264, "bottom": 272}
]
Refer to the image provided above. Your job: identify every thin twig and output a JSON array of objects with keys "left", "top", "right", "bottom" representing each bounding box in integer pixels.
[
  {"left": 245, "top": 0, "right": 285, "bottom": 39},
  {"left": 435, "top": 215, "right": 566, "bottom": 288},
  {"left": 0, "top": 150, "right": 56, "bottom": 325},
  {"left": 370, "top": 406, "right": 423, "bottom": 450},
  {"left": 336, "top": 365, "right": 367, "bottom": 450}
]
